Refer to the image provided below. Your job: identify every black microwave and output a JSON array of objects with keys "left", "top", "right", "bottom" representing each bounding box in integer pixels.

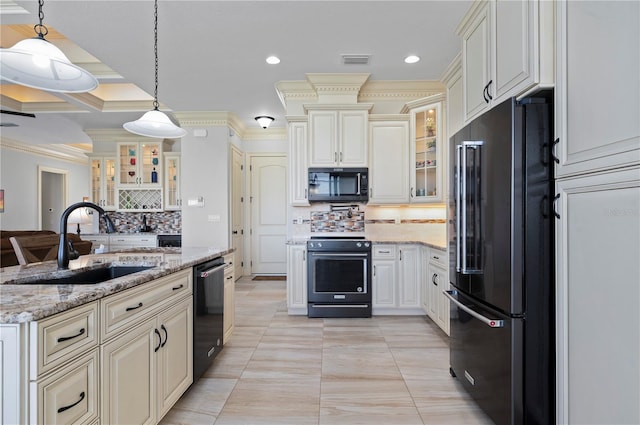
[{"left": 308, "top": 167, "right": 368, "bottom": 202}]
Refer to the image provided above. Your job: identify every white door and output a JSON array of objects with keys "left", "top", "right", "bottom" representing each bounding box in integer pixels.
[
  {"left": 250, "top": 155, "right": 287, "bottom": 275},
  {"left": 230, "top": 146, "right": 244, "bottom": 279}
]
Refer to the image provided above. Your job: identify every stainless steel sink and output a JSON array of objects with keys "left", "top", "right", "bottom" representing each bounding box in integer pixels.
[{"left": 21, "top": 265, "right": 155, "bottom": 285}]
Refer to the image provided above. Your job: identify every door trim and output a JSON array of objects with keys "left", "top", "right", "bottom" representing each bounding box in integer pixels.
[{"left": 37, "top": 166, "right": 69, "bottom": 231}]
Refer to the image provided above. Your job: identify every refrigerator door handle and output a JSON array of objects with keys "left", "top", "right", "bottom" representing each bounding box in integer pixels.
[
  {"left": 457, "top": 141, "right": 483, "bottom": 274},
  {"left": 444, "top": 290, "right": 504, "bottom": 328}
]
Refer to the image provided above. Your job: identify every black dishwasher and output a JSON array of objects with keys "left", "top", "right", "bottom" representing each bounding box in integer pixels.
[{"left": 193, "top": 257, "right": 225, "bottom": 381}]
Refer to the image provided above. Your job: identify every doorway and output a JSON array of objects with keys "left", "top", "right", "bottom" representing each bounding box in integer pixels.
[
  {"left": 249, "top": 155, "right": 287, "bottom": 275},
  {"left": 230, "top": 145, "right": 244, "bottom": 279},
  {"left": 38, "top": 166, "right": 68, "bottom": 232}
]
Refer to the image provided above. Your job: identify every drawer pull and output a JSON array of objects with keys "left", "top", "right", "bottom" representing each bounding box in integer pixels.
[
  {"left": 226, "top": 275, "right": 233, "bottom": 281},
  {"left": 160, "top": 324, "right": 168, "bottom": 348},
  {"left": 57, "top": 328, "right": 85, "bottom": 343},
  {"left": 433, "top": 255, "right": 440, "bottom": 260},
  {"left": 378, "top": 250, "right": 390, "bottom": 254},
  {"left": 57, "top": 392, "right": 85, "bottom": 413},
  {"left": 172, "top": 284, "right": 184, "bottom": 291},
  {"left": 126, "top": 302, "right": 143, "bottom": 312}
]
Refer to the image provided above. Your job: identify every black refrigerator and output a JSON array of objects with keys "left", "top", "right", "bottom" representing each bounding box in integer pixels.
[{"left": 446, "top": 93, "right": 555, "bottom": 425}]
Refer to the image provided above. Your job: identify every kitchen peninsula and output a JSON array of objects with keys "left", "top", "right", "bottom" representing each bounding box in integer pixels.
[{"left": 0, "top": 246, "right": 232, "bottom": 425}]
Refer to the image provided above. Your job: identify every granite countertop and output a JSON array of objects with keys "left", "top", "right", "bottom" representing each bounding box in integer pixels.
[
  {"left": 286, "top": 238, "right": 447, "bottom": 250},
  {"left": 0, "top": 247, "right": 231, "bottom": 324}
]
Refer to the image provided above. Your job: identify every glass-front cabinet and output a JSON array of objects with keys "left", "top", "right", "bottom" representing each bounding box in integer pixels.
[
  {"left": 117, "top": 141, "right": 163, "bottom": 187},
  {"left": 410, "top": 99, "right": 443, "bottom": 203},
  {"left": 88, "top": 155, "right": 116, "bottom": 211},
  {"left": 164, "top": 153, "right": 181, "bottom": 210}
]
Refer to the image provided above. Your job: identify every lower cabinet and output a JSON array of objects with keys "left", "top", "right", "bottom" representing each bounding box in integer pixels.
[
  {"left": 223, "top": 253, "right": 235, "bottom": 343},
  {"left": 101, "top": 274, "right": 193, "bottom": 424},
  {"left": 0, "top": 268, "right": 194, "bottom": 425},
  {"left": 286, "top": 244, "right": 307, "bottom": 315},
  {"left": 425, "top": 247, "right": 450, "bottom": 335},
  {"left": 372, "top": 244, "right": 422, "bottom": 314}
]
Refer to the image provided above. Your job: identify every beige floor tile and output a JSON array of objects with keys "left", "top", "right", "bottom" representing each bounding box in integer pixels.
[{"left": 161, "top": 277, "right": 494, "bottom": 425}]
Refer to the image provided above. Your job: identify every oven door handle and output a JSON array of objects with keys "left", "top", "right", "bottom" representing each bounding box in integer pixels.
[
  {"left": 308, "top": 253, "right": 369, "bottom": 257},
  {"left": 444, "top": 290, "right": 504, "bottom": 328},
  {"left": 200, "top": 264, "right": 226, "bottom": 278}
]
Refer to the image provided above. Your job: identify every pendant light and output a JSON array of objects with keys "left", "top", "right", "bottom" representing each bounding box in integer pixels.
[
  {"left": 124, "top": 0, "right": 186, "bottom": 139},
  {"left": 0, "top": 0, "right": 98, "bottom": 93}
]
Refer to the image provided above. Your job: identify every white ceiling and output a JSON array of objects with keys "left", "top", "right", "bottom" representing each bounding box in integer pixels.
[{"left": 0, "top": 0, "right": 471, "bottom": 146}]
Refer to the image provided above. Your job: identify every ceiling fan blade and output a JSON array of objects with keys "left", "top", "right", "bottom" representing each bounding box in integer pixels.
[{"left": 0, "top": 109, "right": 36, "bottom": 118}]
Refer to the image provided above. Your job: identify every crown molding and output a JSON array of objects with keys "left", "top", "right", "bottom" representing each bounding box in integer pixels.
[
  {"left": 242, "top": 128, "right": 287, "bottom": 141},
  {"left": 368, "top": 114, "right": 410, "bottom": 122},
  {"left": 303, "top": 103, "right": 374, "bottom": 112},
  {"left": 358, "top": 80, "right": 445, "bottom": 101},
  {"left": 440, "top": 52, "right": 462, "bottom": 85},
  {"left": 84, "top": 128, "right": 177, "bottom": 143},
  {"left": 285, "top": 115, "right": 308, "bottom": 123},
  {"left": 400, "top": 93, "right": 447, "bottom": 114},
  {"left": 0, "top": 137, "right": 89, "bottom": 164}
]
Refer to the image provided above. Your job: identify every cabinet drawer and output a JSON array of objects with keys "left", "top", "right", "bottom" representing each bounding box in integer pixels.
[
  {"left": 373, "top": 245, "right": 396, "bottom": 259},
  {"left": 429, "top": 248, "right": 447, "bottom": 267},
  {"left": 101, "top": 269, "right": 192, "bottom": 340},
  {"left": 31, "top": 349, "right": 99, "bottom": 425},
  {"left": 30, "top": 302, "right": 99, "bottom": 379}
]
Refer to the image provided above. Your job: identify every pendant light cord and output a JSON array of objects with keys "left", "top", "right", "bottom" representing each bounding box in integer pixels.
[
  {"left": 34, "top": 0, "right": 48, "bottom": 39},
  {"left": 153, "top": 0, "right": 160, "bottom": 111}
]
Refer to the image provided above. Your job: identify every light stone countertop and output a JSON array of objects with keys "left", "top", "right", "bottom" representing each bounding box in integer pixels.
[
  {"left": 286, "top": 238, "right": 447, "bottom": 251},
  {"left": 0, "top": 247, "right": 232, "bottom": 324}
]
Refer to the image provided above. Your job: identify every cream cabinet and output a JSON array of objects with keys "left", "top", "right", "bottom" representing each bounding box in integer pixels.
[
  {"left": 164, "top": 153, "right": 182, "bottom": 210},
  {"left": 458, "top": 0, "right": 554, "bottom": 123},
  {"left": 554, "top": 1, "right": 640, "bottom": 178},
  {"left": 101, "top": 269, "right": 193, "bottom": 425},
  {"left": 555, "top": 167, "right": 640, "bottom": 425},
  {"left": 88, "top": 155, "right": 116, "bottom": 211},
  {"left": 442, "top": 53, "right": 464, "bottom": 138},
  {"left": 372, "top": 244, "right": 422, "bottom": 314},
  {"left": 426, "top": 247, "right": 449, "bottom": 335},
  {"left": 117, "top": 141, "right": 163, "bottom": 187},
  {"left": 308, "top": 108, "right": 369, "bottom": 167},
  {"left": 288, "top": 119, "right": 309, "bottom": 205},
  {"left": 286, "top": 244, "right": 307, "bottom": 315},
  {"left": 368, "top": 119, "right": 410, "bottom": 205},
  {"left": 223, "top": 253, "right": 235, "bottom": 343},
  {"left": 408, "top": 97, "right": 445, "bottom": 203}
]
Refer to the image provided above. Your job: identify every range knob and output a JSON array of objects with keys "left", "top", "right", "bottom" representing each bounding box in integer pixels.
[
  {"left": 317, "top": 242, "right": 323, "bottom": 248},
  {"left": 309, "top": 242, "right": 315, "bottom": 248},
  {"left": 356, "top": 242, "right": 362, "bottom": 247},
  {"left": 364, "top": 242, "right": 370, "bottom": 247}
]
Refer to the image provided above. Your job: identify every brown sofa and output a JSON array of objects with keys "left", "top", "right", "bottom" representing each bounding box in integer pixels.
[{"left": 1, "top": 230, "right": 92, "bottom": 267}]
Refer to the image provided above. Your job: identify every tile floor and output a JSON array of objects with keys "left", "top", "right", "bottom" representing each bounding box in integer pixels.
[{"left": 159, "top": 277, "right": 494, "bottom": 425}]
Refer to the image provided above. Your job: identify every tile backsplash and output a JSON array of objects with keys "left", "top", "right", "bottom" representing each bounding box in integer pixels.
[
  {"left": 97, "top": 211, "right": 181, "bottom": 234},
  {"left": 310, "top": 209, "right": 365, "bottom": 233}
]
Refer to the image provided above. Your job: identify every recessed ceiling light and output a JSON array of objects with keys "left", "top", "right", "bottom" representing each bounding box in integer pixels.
[
  {"left": 266, "top": 56, "right": 280, "bottom": 65},
  {"left": 404, "top": 55, "right": 420, "bottom": 64}
]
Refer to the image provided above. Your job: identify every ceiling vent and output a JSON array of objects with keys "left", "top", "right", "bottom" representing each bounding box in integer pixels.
[{"left": 342, "top": 54, "right": 370, "bottom": 65}]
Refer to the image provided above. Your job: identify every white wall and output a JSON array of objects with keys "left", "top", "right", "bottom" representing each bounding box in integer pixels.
[
  {"left": 0, "top": 146, "right": 89, "bottom": 230},
  {"left": 181, "top": 127, "right": 231, "bottom": 249}
]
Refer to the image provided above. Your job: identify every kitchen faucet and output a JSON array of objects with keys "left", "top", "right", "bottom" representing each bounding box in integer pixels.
[{"left": 58, "top": 202, "right": 117, "bottom": 269}]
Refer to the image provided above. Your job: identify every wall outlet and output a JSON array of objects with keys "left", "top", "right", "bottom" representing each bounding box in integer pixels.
[
  {"left": 395, "top": 217, "right": 401, "bottom": 224},
  {"left": 296, "top": 216, "right": 304, "bottom": 224},
  {"left": 207, "top": 214, "right": 221, "bottom": 222}
]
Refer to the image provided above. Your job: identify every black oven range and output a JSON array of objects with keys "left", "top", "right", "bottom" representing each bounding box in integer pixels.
[{"left": 307, "top": 236, "right": 372, "bottom": 318}]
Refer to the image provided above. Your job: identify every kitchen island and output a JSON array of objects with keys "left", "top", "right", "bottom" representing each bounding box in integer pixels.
[{"left": 0, "top": 246, "right": 232, "bottom": 425}]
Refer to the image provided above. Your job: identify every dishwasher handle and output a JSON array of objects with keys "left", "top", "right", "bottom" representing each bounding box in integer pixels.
[{"left": 200, "top": 263, "right": 225, "bottom": 278}]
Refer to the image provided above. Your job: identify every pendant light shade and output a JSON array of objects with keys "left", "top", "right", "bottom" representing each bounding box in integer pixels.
[
  {"left": 123, "top": 0, "right": 186, "bottom": 139},
  {"left": 0, "top": 1, "right": 98, "bottom": 93},
  {"left": 124, "top": 110, "right": 187, "bottom": 138}
]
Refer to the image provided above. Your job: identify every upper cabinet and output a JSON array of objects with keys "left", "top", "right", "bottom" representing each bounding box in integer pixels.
[
  {"left": 368, "top": 118, "right": 410, "bottom": 205},
  {"left": 116, "top": 141, "right": 163, "bottom": 187},
  {"left": 554, "top": 0, "right": 640, "bottom": 177},
  {"left": 164, "top": 153, "right": 181, "bottom": 210},
  {"left": 307, "top": 107, "right": 370, "bottom": 168},
  {"left": 88, "top": 155, "right": 116, "bottom": 211},
  {"left": 409, "top": 97, "right": 445, "bottom": 203},
  {"left": 458, "top": 0, "right": 554, "bottom": 123},
  {"left": 288, "top": 119, "right": 309, "bottom": 206}
]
